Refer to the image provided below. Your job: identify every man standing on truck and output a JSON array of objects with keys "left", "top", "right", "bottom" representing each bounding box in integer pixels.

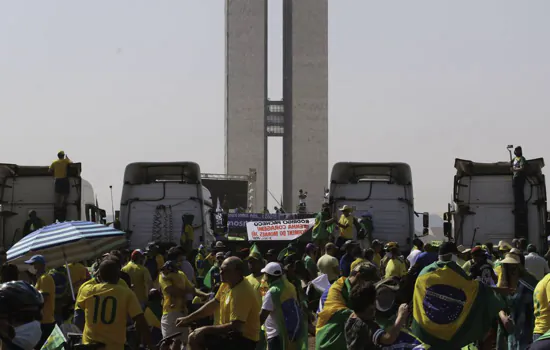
[
  {"left": 336, "top": 205, "right": 362, "bottom": 247},
  {"left": 512, "top": 146, "right": 527, "bottom": 212},
  {"left": 49, "top": 150, "right": 72, "bottom": 222}
]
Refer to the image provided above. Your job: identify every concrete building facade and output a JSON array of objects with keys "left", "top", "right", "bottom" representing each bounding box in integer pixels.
[{"left": 225, "top": 0, "right": 328, "bottom": 212}]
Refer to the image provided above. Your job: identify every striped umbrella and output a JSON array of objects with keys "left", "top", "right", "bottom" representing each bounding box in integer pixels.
[{"left": 7, "top": 221, "right": 127, "bottom": 269}]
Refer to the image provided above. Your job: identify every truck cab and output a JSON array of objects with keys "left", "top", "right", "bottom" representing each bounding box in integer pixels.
[
  {"left": 329, "top": 162, "right": 416, "bottom": 250},
  {"left": 451, "top": 158, "right": 547, "bottom": 249},
  {"left": 0, "top": 163, "right": 103, "bottom": 248},
  {"left": 120, "top": 162, "right": 215, "bottom": 249}
]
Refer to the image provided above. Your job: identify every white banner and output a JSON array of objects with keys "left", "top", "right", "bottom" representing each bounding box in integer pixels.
[{"left": 246, "top": 218, "right": 316, "bottom": 241}]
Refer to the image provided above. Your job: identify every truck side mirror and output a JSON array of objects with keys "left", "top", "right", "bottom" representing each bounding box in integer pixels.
[
  {"left": 423, "top": 212, "right": 429, "bottom": 228},
  {"left": 422, "top": 228, "right": 429, "bottom": 236}
]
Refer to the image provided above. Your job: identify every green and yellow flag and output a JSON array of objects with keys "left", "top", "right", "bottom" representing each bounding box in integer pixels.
[
  {"left": 411, "top": 261, "right": 504, "bottom": 350},
  {"left": 40, "top": 324, "right": 66, "bottom": 350},
  {"left": 315, "top": 277, "right": 353, "bottom": 349},
  {"left": 248, "top": 243, "right": 262, "bottom": 260}
]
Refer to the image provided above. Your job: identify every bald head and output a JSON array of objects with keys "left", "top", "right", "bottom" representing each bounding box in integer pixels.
[
  {"left": 325, "top": 243, "right": 337, "bottom": 256},
  {"left": 220, "top": 256, "right": 245, "bottom": 286},
  {"left": 223, "top": 256, "right": 244, "bottom": 273}
]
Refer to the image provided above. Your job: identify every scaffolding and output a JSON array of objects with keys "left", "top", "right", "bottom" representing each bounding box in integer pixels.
[{"left": 202, "top": 170, "right": 257, "bottom": 212}]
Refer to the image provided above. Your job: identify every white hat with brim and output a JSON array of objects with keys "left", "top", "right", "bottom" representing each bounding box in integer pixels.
[
  {"left": 339, "top": 205, "right": 353, "bottom": 212},
  {"left": 261, "top": 262, "right": 283, "bottom": 277}
]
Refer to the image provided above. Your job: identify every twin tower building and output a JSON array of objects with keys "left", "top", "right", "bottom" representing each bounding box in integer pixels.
[{"left": 224, "top": 0, "right": 329, "bottom": 212}]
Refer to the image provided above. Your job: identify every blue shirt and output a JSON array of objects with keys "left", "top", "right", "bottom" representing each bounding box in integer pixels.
[
  {"left": 414, "top": 252, "right": 438, "bottom": 271},
  {"left": 340, "top": 253, "right": 354, "bottom": 277}
]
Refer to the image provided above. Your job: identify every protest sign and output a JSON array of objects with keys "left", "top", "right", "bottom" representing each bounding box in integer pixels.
[{"left": 246, "top": 218, "right": 315, "bottom": 241}]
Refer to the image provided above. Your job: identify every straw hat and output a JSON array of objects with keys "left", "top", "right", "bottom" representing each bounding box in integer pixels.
[
  {"left": 500, "top": 253, "right": 521, "bottom": 265},
  {"left": 339, "top": 205, "right": 353, "bottom": 212},
  {"left": 498, "top": 241, "right": 512, "bottom": 251}
]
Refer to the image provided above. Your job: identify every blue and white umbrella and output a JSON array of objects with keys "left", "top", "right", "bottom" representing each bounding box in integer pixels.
[{"left": 7, "top": 221, "right": 127, "bottom": 269}]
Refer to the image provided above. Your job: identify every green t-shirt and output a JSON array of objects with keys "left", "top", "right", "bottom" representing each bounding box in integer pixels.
[{"left": 304, "top": 255, "right": 318, "bottom": 279}]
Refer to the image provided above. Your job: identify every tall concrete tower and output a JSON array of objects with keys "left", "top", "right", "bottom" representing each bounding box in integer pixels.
[{"left": 225, "top": 0, "right": 328, "bottom": 212}]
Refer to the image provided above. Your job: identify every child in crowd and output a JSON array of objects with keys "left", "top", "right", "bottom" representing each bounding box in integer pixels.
[{"left": 345, "top": 281, "right": 410, "bottom": 350}]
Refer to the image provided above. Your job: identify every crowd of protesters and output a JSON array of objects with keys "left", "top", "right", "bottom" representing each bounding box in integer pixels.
[{"left": 3, "top": 202, "right": 550, "bottom": 350}]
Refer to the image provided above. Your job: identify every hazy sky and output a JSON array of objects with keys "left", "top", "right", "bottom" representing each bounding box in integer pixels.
[{"left": 1, "top": 1, "right": 549, "bottom": 214}]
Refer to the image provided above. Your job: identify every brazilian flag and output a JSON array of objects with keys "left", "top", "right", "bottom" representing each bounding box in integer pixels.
[
  {"left": 40, "top": 324, "right": 66, "bottom": 350},
  {"left": 315, "top": 277, "right": 352, "bottom": 349},
  {"left": 411, "top": 261, "right": 504, "bottom": 350}
]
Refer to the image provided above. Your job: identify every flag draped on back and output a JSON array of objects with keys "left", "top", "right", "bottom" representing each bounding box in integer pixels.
[
  {"left": 315, "top": 277, "right": 352, "bottom": 349},
  {"left": 269, "top": 278, "right": 307, "bottom": 350},
  {"left": 411, "top": 261, "right": 504, "bottom": 350}
]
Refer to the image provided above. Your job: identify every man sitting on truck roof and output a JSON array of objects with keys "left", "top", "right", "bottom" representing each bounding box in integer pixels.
[
  {"left": 22, "top": 210, "right": 45, "bottom": 236},
  {"left": 49, "top": 150, "right": 72, "bottom": 221}
]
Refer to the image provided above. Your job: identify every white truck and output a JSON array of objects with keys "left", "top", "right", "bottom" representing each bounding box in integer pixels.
[
  {"left": 0, "top": 163, "right": 103, "bottom": 248},
  {"left": 450, "top": 158, "right": 547, "bottom": 249},
  {"left": 329, "top": 162, "right": 421, "bottom": 251},
  {"left": 120, "top": 162, "right": 215, "bottom": 249}
]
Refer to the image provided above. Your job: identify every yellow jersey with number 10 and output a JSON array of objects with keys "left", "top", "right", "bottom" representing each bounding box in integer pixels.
[{"left": 78, "top": 283, "right": 143, "bottom": 350}]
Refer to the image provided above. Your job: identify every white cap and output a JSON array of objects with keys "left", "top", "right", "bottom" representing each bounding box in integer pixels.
[{"left": 261, "top": 262, "right": 283, "bottom": 277}]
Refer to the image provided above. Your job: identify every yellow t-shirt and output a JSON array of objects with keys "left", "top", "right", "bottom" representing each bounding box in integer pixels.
[
  {"left": 158, "top": 271, "right": 193, "bottom": 315},
  {"left": 351, "top": 258, "right": 366, "bottom": 272},
  {"left": 144, "top": 307, "right": 161, "bottom": 329},
  {"left": 180, "top": 225, "right": 194, "bottom": 245},
  {"left": 373, "top": 253, "right": 382, "bottom": 267},
  {"left": 215, "top": 280, "right": 261, "bottom": 342},
  {"left": 75, "top": 278, "right": 128, "bottom": 311},
  {"left": 36, "top": 273, "right": 56, "bottom": 324},
  {"left": 155, "top": 255, "right": 164, "bottom": 270},
  {"left": 78, "top": 283, "right": 143, "bottom": 350},
  {"left": 534, "top": 274, "right": 550, "bottom": 334},
  {"left": 49, "top": 158, "right": 72, "bottom": 179},
  {"left": 338, "top": 214, "right": 354, "bottom": 239},
  {"left": 68, "top": 262, "right": 89, "bottom": 290},
  {"left": 246, "top": 274, "right": 269, "bottom": 301},
  {"left": 385, "top": 258, "right": 407, "bottom": 279},
  {"left": 122, "top": 261, "right": 152, "bottom": 304}
]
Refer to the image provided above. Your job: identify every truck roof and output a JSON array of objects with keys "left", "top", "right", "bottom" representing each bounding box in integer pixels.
[
  {"left": 454, "top": 158, "right": 545, "bottom": 176},
  {"left": 330, "top": 162, "right": 412, "bottom": 185},
  {"left": 123, "top": 162, "right": 201, "bottom": 185},
  {"left": 0, "top": 163, "right": 82, "bottom": 180}
]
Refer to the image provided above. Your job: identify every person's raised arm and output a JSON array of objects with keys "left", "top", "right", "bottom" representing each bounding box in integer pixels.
[
  {"left": 175, "top": 298, "right": 219, "bottom": 327},
  {"left": 376, "top": 304, "right": 409, "bottom": 345}
]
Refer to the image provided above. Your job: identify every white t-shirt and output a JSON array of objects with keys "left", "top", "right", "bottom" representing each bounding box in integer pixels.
[
  {"left": 262, "top": 290, "right": 279, "bottom": 339},
  {"left": 181, "top": 259, "right": 195, "bottom": 301},
  {"left": 407, "top": 249, "right": 423, "bottom": 269}
]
